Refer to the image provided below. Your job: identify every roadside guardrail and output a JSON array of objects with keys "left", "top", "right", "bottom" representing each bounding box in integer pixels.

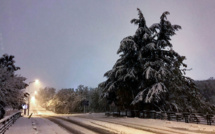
[{"left": 0, "top": 112, "right": 21, "bottom": 134}]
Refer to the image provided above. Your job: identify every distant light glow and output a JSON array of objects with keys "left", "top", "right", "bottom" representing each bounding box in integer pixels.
[
  {"left": 35, "top": 79, "right": 39, "bottom": 84},
  {"left": 31, "top": 96, "right": 36, "bottom": 104},
  {"left": 34, "top": 91, "right": 37, "bottom": 95}
]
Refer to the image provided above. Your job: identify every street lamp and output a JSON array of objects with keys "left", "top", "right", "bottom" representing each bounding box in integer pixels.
[
  {"left": 27, "top": 81, "right": 35, "bottom": 116},
  {"left": 35, "top": 79, "right": 39, "bottom": 84},
  {"left": 26, "top": 79, "right": 39, "bottom": 116},
  {"left": 31, "top": 96, "right": 36, "bottom": 104}
]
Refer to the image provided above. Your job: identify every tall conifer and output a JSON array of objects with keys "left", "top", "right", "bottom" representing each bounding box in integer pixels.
[{"left": 99, "top": 8, "right": 215, "bottom": 113}]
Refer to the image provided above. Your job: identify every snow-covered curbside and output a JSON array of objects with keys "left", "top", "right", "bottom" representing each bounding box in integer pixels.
[{"left": 0, "top": 111, "right": 21, "bottom": 133}]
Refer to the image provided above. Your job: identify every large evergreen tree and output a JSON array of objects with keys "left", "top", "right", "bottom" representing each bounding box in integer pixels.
[{"left": 99, "top": 9, "right": 215, "bottom": 113}]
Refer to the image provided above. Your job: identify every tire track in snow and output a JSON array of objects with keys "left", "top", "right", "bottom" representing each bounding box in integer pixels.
[
  {"left": 55, "top": 116, "right": 117, "bottom": 134},
  {"left": 74, "top": 115, "right": 187, "bottom": 134},
  {"left": 46, "top": 116, "right": 116, "bottom": 134},
  {"left": 46, "top": 117, "right": 84, "bottom": 134}
]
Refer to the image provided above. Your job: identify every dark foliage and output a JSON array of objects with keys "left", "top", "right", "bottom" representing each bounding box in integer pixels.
[
  {"left": 99, "top": 8, "right": 215, "bottom": 113},
  {"left": 195, "top": 78, "right": 215, "bottom": 104},
  {"left": 0, "top": 54, "right": 20, "bottom": 72},
  {"left": 0, "top": 54, "right": 27, "bottom": 110}
]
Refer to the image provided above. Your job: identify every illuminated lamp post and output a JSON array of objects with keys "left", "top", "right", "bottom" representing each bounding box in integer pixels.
[
  {"left": 27, "top": 79, "right": 39, "bottom": 116},
  {"left": 27, "top": 81, "right": 35, "bottom": 116}
]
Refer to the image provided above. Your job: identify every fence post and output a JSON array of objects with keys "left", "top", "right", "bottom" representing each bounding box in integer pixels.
[
  {"left": 183, "top": 113, "right": 189, "bottom": 123},
  {"left": 206, "top": 114, "right": 213, "bottom": 125}
]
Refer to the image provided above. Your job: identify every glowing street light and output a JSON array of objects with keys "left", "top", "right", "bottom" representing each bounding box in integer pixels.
[
  {"left": 26, "top": 79, "right": 40, "bottom": 116},
  {"left": 35, "top": 79, "right": 39, "bottom": 84},
  {"left": 31, "top": 96, "right": 35, "bottom": 102},
  {"left": 31, "top": 96, "right": 36, "bottom": 104}
]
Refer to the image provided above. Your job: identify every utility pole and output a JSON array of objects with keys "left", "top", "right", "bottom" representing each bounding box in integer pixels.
[
  {"left": 27, "top": 95, "right": 30, "bottom": 116},
  {"left": 24, "top": 93, "right": 30, "bottom": 116},
  {"left": 27, "top": 81, "right": 35, "bottom": 116}
]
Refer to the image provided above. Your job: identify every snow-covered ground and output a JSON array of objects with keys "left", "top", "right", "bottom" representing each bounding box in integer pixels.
[
  {"left": 5, "top": 106, "right": 69, "bottom": 134},
  {"left": 5, "top": 115, "right": 70, "bottom": 134},
  {"left": 5, "top": 110, "right": 215, "bottom": 134},
  {"left": 63, "top": 113, "right": 215, "bottom": 134}
]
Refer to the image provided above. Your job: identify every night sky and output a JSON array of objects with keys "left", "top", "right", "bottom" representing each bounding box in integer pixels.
[{"left": 1, "top": 0, "right": 215, "bottom": 89}]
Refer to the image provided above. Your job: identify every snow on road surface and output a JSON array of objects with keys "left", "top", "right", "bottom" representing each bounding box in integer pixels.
[
  {"left": 5, "top": 116, "right": 35, "bottom": 134},
  {"left": 63, "top": 113, "right": 215, "bottom": 134},
  {"left": 5, "top": 110, "right": 215, "bottom": 134},
  {"left": 5, "top": 116, "right": 70, "bottom": 134},
  {"left": 63, "top": 115, "right": 154, "bottom": 134}
]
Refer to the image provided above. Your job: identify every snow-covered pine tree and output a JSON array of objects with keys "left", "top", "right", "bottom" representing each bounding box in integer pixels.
[
  {"left": 99, "top": 8, "right": 215, "bottom": 113},
  {"left": 0, "top": 54, "right": 27, "bottom": 109}
]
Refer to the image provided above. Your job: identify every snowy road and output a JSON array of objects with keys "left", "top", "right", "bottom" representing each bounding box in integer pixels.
[
  {"left": 41, "top": 113, "right": 215, "bottom": 134},
  {"left": 6, "top": 108, "right": 215, "bottom": 134},
  {"left": 45, "top": 116, "right": 116, "bottom": 134},
  {"left": 51, "top": 114, "right": 215, "bottom": 134},
  {"left": 40, "top": 114, "right": 156, "bottom": 134}
]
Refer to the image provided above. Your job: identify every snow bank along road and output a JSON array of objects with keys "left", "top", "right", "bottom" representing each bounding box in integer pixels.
[{"left": 6, "top": 111, "right": 215, "bottom": 134}]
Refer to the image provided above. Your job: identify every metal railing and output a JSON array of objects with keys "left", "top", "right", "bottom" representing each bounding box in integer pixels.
[
  {"left": 0, "top": 112, "right": 21, "bottom": 134},
  {"left": 105, "top": 110, "right": 215, "bottom": 125}
]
